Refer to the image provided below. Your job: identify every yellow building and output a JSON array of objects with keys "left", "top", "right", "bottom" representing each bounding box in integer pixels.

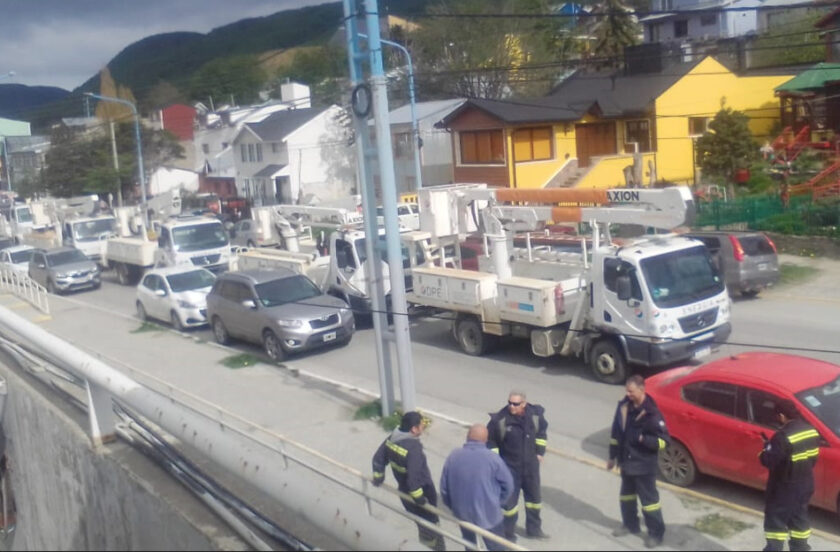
[{"left": 435, "top": 56, "right": 793, "bottom": 190}]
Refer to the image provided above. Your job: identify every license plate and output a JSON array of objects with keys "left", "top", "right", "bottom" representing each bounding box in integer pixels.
[
  {"left": 758, "top": 263, "right": 768, "bottom": 271},
  {"left": 323, "top": 331, "right": 337, "bottom": 342},
  {"left": 692, "top": 346, "right": 711, "bottom": 360}
]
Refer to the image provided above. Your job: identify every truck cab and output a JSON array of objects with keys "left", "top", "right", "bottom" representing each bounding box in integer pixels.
[
  {"left": 154, "top": 216, "right": 231, "bottom": 273},
  {"left": 61, "top": 216, "right": 118, "bottom": 261}
]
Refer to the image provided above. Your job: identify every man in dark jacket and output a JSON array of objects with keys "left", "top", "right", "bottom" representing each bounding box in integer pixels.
[
  {"left": 607, "top": 375, "right": 669, "bottom": 549},
  {"left": 487, "top": 390, "right": 549, "bottom": 541},
  {"left": 372, "top": 411, "right": 445, "bottom": 551},
  {"left": 759, "top": 401, "right": 819, "bottom": 552},
  {"left": 441, "top": 424, "right": 514, "bottom": 551}
]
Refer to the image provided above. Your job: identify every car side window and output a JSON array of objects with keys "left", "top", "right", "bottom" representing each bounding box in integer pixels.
[
  {"left": 694, "top": 237, "right": 721, "bottom": 254},
  {"left": 335, "top": 239, "right": 355, "bottom": 269},
  {"left": 683, "top": 381, "right": 741, "bottom": 418},
  {"left": 746, "top": 388, "right": 786, "bottom": 429},
  {"left": 241, "top": 222, "right": 251, "bottom": 231},
  {"left": 398, "top": 206, "right": 410, "bottom": 216},
  {"left": 215, "top": 280, "right": 232, "bottom": 300},
  {"left": 141, "top": 275, "right": 156, "bottom": 290},
  {"left": 603, "top": 258, "right": 642, "bottom": 301}
]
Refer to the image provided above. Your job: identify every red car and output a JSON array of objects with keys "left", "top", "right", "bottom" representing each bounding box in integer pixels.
[{"left": 646, "top": 352, "right": 840, "bottom": 515}]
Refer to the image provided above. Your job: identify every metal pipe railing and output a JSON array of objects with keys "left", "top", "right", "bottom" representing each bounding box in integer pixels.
[
  {"left": 0, "top": 267, "right": 49, "bottom": 315},
  {"left": 0, "top": 306, "right": 523, "bottom": 551}
]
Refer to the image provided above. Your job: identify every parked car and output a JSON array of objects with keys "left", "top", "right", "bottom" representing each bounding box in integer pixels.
[
  {"left": 646, "top": 352, "right": 840, "bottom": 516},
  {"left": 206, "top": 269, "right": 354, "bottom": 362},
  {"left": 136, "top": 266, "right": 216, "bottom": 330},
  {"left": 376, "top": 202, "right": 420, "bottom": 230},
  {"left": 28, "top": 247, "right": 100, "bottom": 294},
  {"left": 229, "top": 219, "right": 261, "bottom": 248},
  {"left": 0, "top": 245, "right": 35, "bottom": 281},
  {"left": 684, "top": 231, "right": 779, "bottom": 297}
]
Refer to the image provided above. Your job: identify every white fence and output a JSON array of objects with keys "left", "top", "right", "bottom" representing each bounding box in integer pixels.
[{"left": 0, "top": 268, "right": 49, "bottom": 315}]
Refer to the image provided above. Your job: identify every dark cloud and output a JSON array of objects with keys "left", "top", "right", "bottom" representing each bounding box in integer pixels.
[{"left": 0, "top": 0, "right": 331, "bottom": 90}]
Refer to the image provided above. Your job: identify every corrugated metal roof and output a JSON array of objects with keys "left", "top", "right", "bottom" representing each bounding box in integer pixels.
[
  {"left": 244, "top": 107, "right": 325, "bottom": 141},
  {"left": 775, "top": 62, "right": 840, "bottom": 93},
  {"left": 389, "top": 99, "right": 466, "bottom": 125},
  {"left": 253, "top": 164, "right": 287, "bottom": 178}
]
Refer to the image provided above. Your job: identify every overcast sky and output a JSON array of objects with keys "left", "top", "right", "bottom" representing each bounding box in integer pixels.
[{"left": 0, "top": 0, "right": 331, "bottom": 90}]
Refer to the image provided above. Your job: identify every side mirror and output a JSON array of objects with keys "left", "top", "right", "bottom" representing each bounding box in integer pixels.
[
  {"left": 617, "top": 275, "right": 632, "bottom": 301},
  {"left": 154, "top": 289, "right": 166, "bottom": 297},
  {"left": 241, "top": 299, "right": 257, "bottom": 310},
  {"left": 37, "top": 263, "right": 46, "bottom": 269}
]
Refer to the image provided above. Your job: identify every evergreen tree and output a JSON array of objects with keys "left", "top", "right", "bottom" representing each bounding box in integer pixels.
[
  {"left": 586, "top": 0, "right": 640, "bottom": 64},
  {"left": 695, "top": 105, "right": 757, "bottom": 198}
]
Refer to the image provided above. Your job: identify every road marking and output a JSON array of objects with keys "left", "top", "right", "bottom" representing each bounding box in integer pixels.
[
  {"left": 31, "top": 315, "right": 52, "bottom": 323},
  {"left": 7, "top": 302, "right": 31, "bottom": 310}
]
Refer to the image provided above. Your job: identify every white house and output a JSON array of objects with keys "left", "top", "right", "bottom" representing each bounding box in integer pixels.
[
  {"left": 232, "top": 105, "right": 355, "bottom": 205},
  {"left": 641, "top": 0, "right": 760, "bottom": 43},
  {"left": 388, "top": 98, "right": 465, "bottom": 194}
]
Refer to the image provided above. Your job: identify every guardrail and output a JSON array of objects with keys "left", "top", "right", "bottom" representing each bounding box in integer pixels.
[
  {"left": 0, "top": 267, "right": 49, "bottom": 315},
  {"left": 0, "top": 305, "right": 523, "bottom": 551}
]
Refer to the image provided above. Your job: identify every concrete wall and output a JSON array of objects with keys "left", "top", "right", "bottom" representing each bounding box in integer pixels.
[{"left": 0, "top": 357, "right": 246, "bottom": 551}]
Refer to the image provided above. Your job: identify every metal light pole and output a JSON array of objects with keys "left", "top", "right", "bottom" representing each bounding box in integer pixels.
[
  {"left": 84, "top": 92, "right": 147, "bottom": 226},
  {"left": 0, "top": 72, "right": 15, "bottom": 192},
  {"left": 359, "top": 34, "right": 422, "bottom": 194}
]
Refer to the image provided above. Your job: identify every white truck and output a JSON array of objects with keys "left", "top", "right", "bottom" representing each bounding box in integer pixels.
[
  {"left": 105, "top": 215, "right": 231, "bottom": 285},
  {"left": 406, "top": 184, "right": 732, "bottom": 384}
]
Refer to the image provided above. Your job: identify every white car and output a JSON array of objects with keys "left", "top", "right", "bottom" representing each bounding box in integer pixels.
[
  {"left": 136, "top": 266, "right": 216, "bottom": 330},
  {"left": 0, "top": 245, "right": 35, "bottom": 281}
]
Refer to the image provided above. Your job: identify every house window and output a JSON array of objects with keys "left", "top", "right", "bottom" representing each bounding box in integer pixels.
[
  {"left": 700, "top": 14, "right": 716, "bottom": 26},
  {"left": 513, "top": 127, "right": 553, "bottom": 162},
  {"left": 674, "top": 20, "right": 688, "bottom": 38},
  {"left": 394, "top": 132, "right": 412, "bottom": 158},
  {"left": 256, "top": 143, "right": 263, "bottom": 163},
  {"left": 689, "top": 117, "right": 710, "bottom": 137},
  {"left": 624, "top": 120, "right": 652, "bottom": 153},
  {"left": 202, "top": 144, "right": 210, "bottom": 154},
  {"left": 248, "top": 144, "right": 255, "bottom": 162},
  {"left": 459, "top": 130, "right": 505, "bottom": 165},
  {"left": 240, "top": 144, "right": 247, "bottom": 162}
]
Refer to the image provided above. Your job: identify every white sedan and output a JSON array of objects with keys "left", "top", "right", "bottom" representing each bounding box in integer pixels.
[
  {"left": 0, "top": 245, "right": 35, "bottom": 282},
  {"left": 136, "top": 266, "right": 216, "bottom": 330}
]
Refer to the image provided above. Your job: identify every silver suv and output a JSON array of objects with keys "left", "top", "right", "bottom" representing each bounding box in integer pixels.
[
  {"left": 28, "top": 247, "right": 101, "bottom": 294},
  {"left": 206, "top": 269, "right": 354, "bottom": 362},
  {"left": 685, "top": 231, "right": 779, "bottom": 297}
]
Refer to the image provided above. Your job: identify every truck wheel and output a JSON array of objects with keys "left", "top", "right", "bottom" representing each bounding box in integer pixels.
[
  {"left": 658, "top": 439, "right": 697, "bottom": 487},
  {"left": 262, "top": 330, "right": 286, "bottom": 362},
  {"left": 212, "top": 317, "right": 230, "bottom": 345},
  {"left": 47, "top": 279, "right": 58, "bottom": 295},
  {"left": 246, "top": 240, "right": 256, "bottom": 248},
  {"left": 454, "top": 316, "right": 495, "bottom": 356},
  {"left": 116, "top": 263, "right": 131, "bottom": 285},
  {"left": 741, "top": 289, "right": 760, "bottom": 298},
  {"left": 589, "top": 340, "right": 627, "bottom": 384}
]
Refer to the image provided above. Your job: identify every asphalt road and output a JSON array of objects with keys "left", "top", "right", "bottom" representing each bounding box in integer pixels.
[{"left": 63, "top": 256, "right": 840, "bottom": 532}]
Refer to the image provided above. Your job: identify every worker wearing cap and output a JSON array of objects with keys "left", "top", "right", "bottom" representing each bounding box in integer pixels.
[{"left": 372, "top": 411, "right": 444, "bottom": 551}]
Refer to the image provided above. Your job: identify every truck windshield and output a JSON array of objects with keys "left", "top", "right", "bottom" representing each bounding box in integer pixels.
[
  {"left": 796, "top": 375, "right": 840, "bottom": 439},
  {"left": 48, "top": 249, "right": 89, "bottom": 266},
  {"left": 255, "top": 275, "right": 321, "bottom": 307},
  {"left": 640, "top": 245, "right": 724, "bottom": 308},
  {"left": 74, "top": 218, "right": 117, "bottom": 241},
  {"left": 355, "top": 236, "right": 424, "bottom": 269},
  {"left": 166, "top": 269, "right": 216, "bottom": 292},
  {"left": 171, "top": 222, "right": 228, "bottom": 252},
  {"left": 16, "top": 207, "right": 32, "bottom": 223}
]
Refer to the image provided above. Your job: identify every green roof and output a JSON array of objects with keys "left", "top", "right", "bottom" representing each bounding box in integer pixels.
[{"left": 776, "top": 63, "right": 840, "bottom": 94}]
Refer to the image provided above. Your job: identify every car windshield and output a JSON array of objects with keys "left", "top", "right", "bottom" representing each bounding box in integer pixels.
[
  {"left": 16, "top": 207, "right": 32, "bottom": 223},
  {"left": 166, "top": 269, "right": 216, "bottom": 293},
  {"left": 47, "top": 249, "right": 88, "bottom": 266},
  {"left": 172, "top": 222, "right": 229, "bottom": 252},
  {"left": 640, "top": 245, "right": 725, "bottom": 308},
  {"left": 9, "top": 250, "right": 33, "bottom": 264},
  {"left": 355, "top": 236, "right": 423, "bottom": 269},
  {"left": 255, "top": 275, "right": 322, "bottom": 307},
  {"left": 74, "top": 218, "right": 117, "bottom": 241},
  {"left": 796, "top": 375, "right": 840, "bottom": 438}
]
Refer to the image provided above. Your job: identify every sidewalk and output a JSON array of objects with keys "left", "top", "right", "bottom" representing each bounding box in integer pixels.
[{"left": 23, "top": 294, "right": 840, "bottom": 551}]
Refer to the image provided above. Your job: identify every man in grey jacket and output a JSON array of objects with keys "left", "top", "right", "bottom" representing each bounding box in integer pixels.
[{"left": 440, "top": 424, "right": 514, "bottom": 551}]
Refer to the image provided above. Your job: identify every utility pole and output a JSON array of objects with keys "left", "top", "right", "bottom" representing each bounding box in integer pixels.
[
  {"left": 109, "top": 121, "right": 123, "bottom": 207},
  {"left": 343, "top": 0, "right": 417, "bottom": 413}
]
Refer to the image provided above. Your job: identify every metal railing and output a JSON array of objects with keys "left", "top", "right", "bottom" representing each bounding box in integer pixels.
[
  {"left": 0, "top": 306, "right": 523, "bottom": 551},
  {"left": 0, "top": 268, "right": 49, "bottom": 315}
]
